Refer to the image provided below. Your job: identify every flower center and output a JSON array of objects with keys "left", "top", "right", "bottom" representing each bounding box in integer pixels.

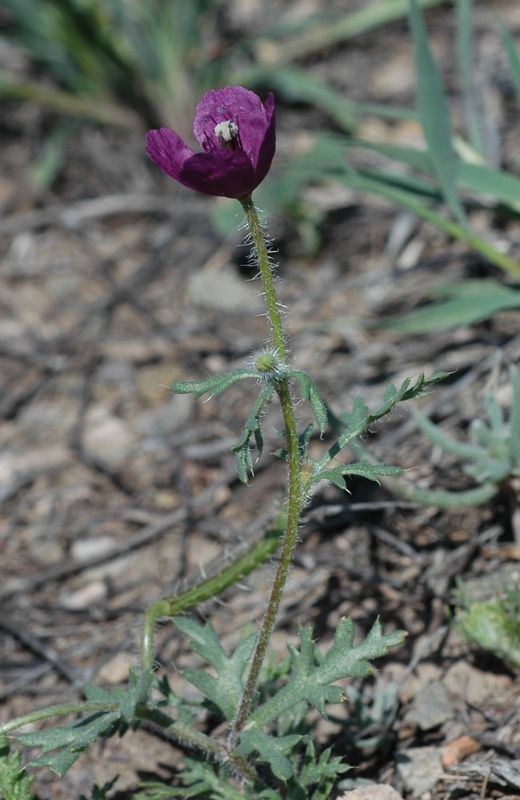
[{"left": 214, "top": 120, "right": 239, "bottom": 150}]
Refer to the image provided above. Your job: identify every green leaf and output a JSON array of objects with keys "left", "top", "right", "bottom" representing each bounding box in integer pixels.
[
  {"left": 120, "top": 668, "right": 153, "bottom": 723},
  {"left": 457, "top": 0, "right": 484, "bottom": 157},
  {"left": 233, "top": 730, "right": 302, "bottom": 781},
  {"left": 0, "top": 739, "right": 35, "bottom": 800},
  {"left": 509, "top": 367, "right": 520, "bottom": 453},
  {"left": 409, "top": 0, "right": 467, "bottom": 229},
  {"left": 410, "top": 408, "right": 487, "bottom": 460},
  {"left": 499, "top": 18, "right": 520, "bottom": 111},
  {"left": 348, "top": 138, "right": 520, "bottom": 211},
  {"left": 19, "top": 713, "right": 121, "bottom": 755},
  {"left": 289, "top": 371, "right": 328, "bottom": 434},
  {"left": 173, "top": 619, "right": 257, "bottom": 721},
  {"left": 25, "top": 749, "right": 82, "bottom": 778},
  {"left": 311, "top": 462, "right": 402, "bottom": 489},
  {"left": 251, "top": 620, "right": 406, "bottom": 728},
  {"left": 231, "top": 384, "right": 274, "bottom": 483},
  {"left": 169, "top": 368, "right": 260, "bottom": 399},
  {"left": 382, "top": 279, "right": 520, "bottom": 333},
  {"left": 318, "top": 618, "right": 406, "bottom": 684}
]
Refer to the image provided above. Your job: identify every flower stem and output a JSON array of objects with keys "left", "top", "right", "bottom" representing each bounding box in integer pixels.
[
  {"left": 229, "top": 197, "right": 304, "bottom": 748},
  {"left": 240, "top": 195, "right": 286, "bottom": 361}
]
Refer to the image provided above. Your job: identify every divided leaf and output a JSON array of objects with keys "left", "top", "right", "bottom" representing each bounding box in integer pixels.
[
  {"left": 250, "top": 620, "right": 406, "bottom": 728},
  {"left": 173, "top": 619, "right": 256, "bottom": 721},
  {"left": 18, "top": 712, "right": 121, "bottom": 777},
  {"left": 321, "top": 372, "right": 447, "bottom": 470},
  {"left": 233, "top": 730, "right": 302, "bottom": 781}
]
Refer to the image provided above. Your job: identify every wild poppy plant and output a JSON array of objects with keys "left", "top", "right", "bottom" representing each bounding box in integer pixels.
[{"left": 146, "top": 86, "right": 275, "bottom": 199}]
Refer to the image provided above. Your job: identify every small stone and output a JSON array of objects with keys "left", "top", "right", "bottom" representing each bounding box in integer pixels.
[
  {"left": 404, "top": 681, "right": 454, "bottom": 730},
  {"left": 97, "top": 652, "right": 134, "bottom": 685},
  {"left": 337, "top": 786, "right": 404, "bottom": 800},
  {"left": 188, "top": 265, "right": 263, "bottom": 312},
  {"left": 396, "top": 747, "right": 445, "bottom": 797},
  {"left": 71, "top": 536, "right": 116, "bottom": 562},
  {"left": 60, "top": 581, "right": 107, "bottom": 610}
]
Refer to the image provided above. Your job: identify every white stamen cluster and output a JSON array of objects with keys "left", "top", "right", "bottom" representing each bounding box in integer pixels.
[{"left": 214, "top": 120, "right": 239, "bottom": 143}]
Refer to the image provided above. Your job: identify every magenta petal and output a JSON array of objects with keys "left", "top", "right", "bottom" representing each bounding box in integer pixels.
[
  {"left": 146, "top": 87, "right": 276, "bottom": 198},
  {"left": 252, "top": 92, "right": 275, "bottom": 184},
  {"left": 145, "top": 128, "right": 194, "bottom": 182},
  {"left": 180, "top": 151, "right": 256, "bottom": 198},
  {"left": 194, "top": 86, "right": 267, "bottom": 153}
]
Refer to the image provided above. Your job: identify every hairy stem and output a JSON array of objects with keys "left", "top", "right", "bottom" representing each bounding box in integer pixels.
[
  {"left": 240, "top": 195, "right": 286, "bottom": 360},
  {"left": 141, "top": 512, "right": 287, "bottom": 672},
  {"left": 229, "top": 197, "right": 304, "bottom": 747},
  {"left": 0, "top": 702, "right": 120, "bottom": 735}
]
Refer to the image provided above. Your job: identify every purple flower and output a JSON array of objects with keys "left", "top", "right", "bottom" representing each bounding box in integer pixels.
[{"left": 146, "top": 86, "right": 275, "bottom": 199}]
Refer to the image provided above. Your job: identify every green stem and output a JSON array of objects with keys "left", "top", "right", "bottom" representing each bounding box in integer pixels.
[
  {"left": 0, "top": 702, "right": 120, "bottom": 736},
  {"left": 240, "top": 195, "right": 286, "bottom": 360},
  {"left": 229, "top": 198, "right": 304, "bottom": 748},
  {"left": 141, "top": 513, "right": 287, "bottom": 672}
]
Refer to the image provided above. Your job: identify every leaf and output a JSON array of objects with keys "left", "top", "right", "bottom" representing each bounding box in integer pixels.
[
  {"left": 509, "top": 367, "right": 520, "bottom": 455},
  {"left": 173, "top": 619, "right": 257, "bottom": 721},
  {"left": 381, "top": 279, "right": 520, "bottom": 333},
  {"left": 347, "top": 138, "right": 520, "bottom": 212},
  {"left": 231, "top": 384, "right": 274, "bottom": 482},
  {"left": 310, "top": 462, "right": 402, "bottom": 489},
  {"left": 25, "top": 749, "right": 82, "bottom": 778},
  {"left": 318, "top": 618, "right": 406, "bottom": 684},
  {"left": 409, "top": 0, "right": 467, "bottom": 229},
  {"left": 251, "top": 620, "right": 406, "bottom": 728},
  {"left": 233, "top": 730, "right": 302, "bottom": 781},
  {"left": 457, "top": 0, "right": 484, "bottom": 157},
  {"left": 169, "top": 368, "right": 260, "bottom": 399},
  {"left": 120, "top": 668, "right": 153, "bottom": 723},
  {"left": 16, "top": 711, "right": 122, "bottom": 778},
  {"left": 410, "top": 408, "right": 486, "bottom": 460},
  {"left": 289, "top": 371, "right": 328, "bottom": 434},
  {"left": 0, "top": 739, "right": 35, "bottom": 800},
  {"left": 499, "top": 18, "right": 520, "bottom": 111}
]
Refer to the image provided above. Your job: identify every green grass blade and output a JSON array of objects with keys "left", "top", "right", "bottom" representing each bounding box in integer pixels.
[
  {"left": 380, "top": 280, "right": 520, "bottom": 332},
  {"left": 347, "top": 138, "right": 520, "bottom": 211},
  {"left": 457, "top": 0, "right": 484, "bottom": 157},
  {"left": 335, "top": 168, "right": 520, "bottom": 280},
  {"left": 409, "top": 0, "right": 468, "bottom": 230},
  {"left": 253, "top": 0, "right": 447, "bottom": 67},
  {"left": 499, "top": 19, "right": 520, "bottom": 110}
]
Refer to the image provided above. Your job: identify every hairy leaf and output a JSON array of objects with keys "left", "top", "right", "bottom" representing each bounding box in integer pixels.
[
  {"left": 231, "top": 384, "right": 274, "bottom": 482},
  {"left": 289, "top": 371, "right": 328, "bottom": 434},
  {"left": 233, "top": 730, "right": 302, "bottom": 781},
  {"left": 251, "top": 620, "right": 406, "bottom": 728},
  {"left": 310, "top": 462, "right": 402, "bottom": 490},
  {"left": 169, "top": 369, "right": 260, "bottom": 399},
  {"left": 173, "top": 619, "right": 256, "bottom": 721}
]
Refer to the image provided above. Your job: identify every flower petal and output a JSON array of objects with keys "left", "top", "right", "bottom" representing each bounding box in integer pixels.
[
  {"left": 252, "top": 92, "right": 275, "bottom": 184},
  {"left": 194, "top": 86, "right": 269, "bottom": 156},
  {"left": 145, "top": 128, "right": 194, "bottom": 182},
  {"left": 180, "top": 151, "right": 256, "bottom": 198}
]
